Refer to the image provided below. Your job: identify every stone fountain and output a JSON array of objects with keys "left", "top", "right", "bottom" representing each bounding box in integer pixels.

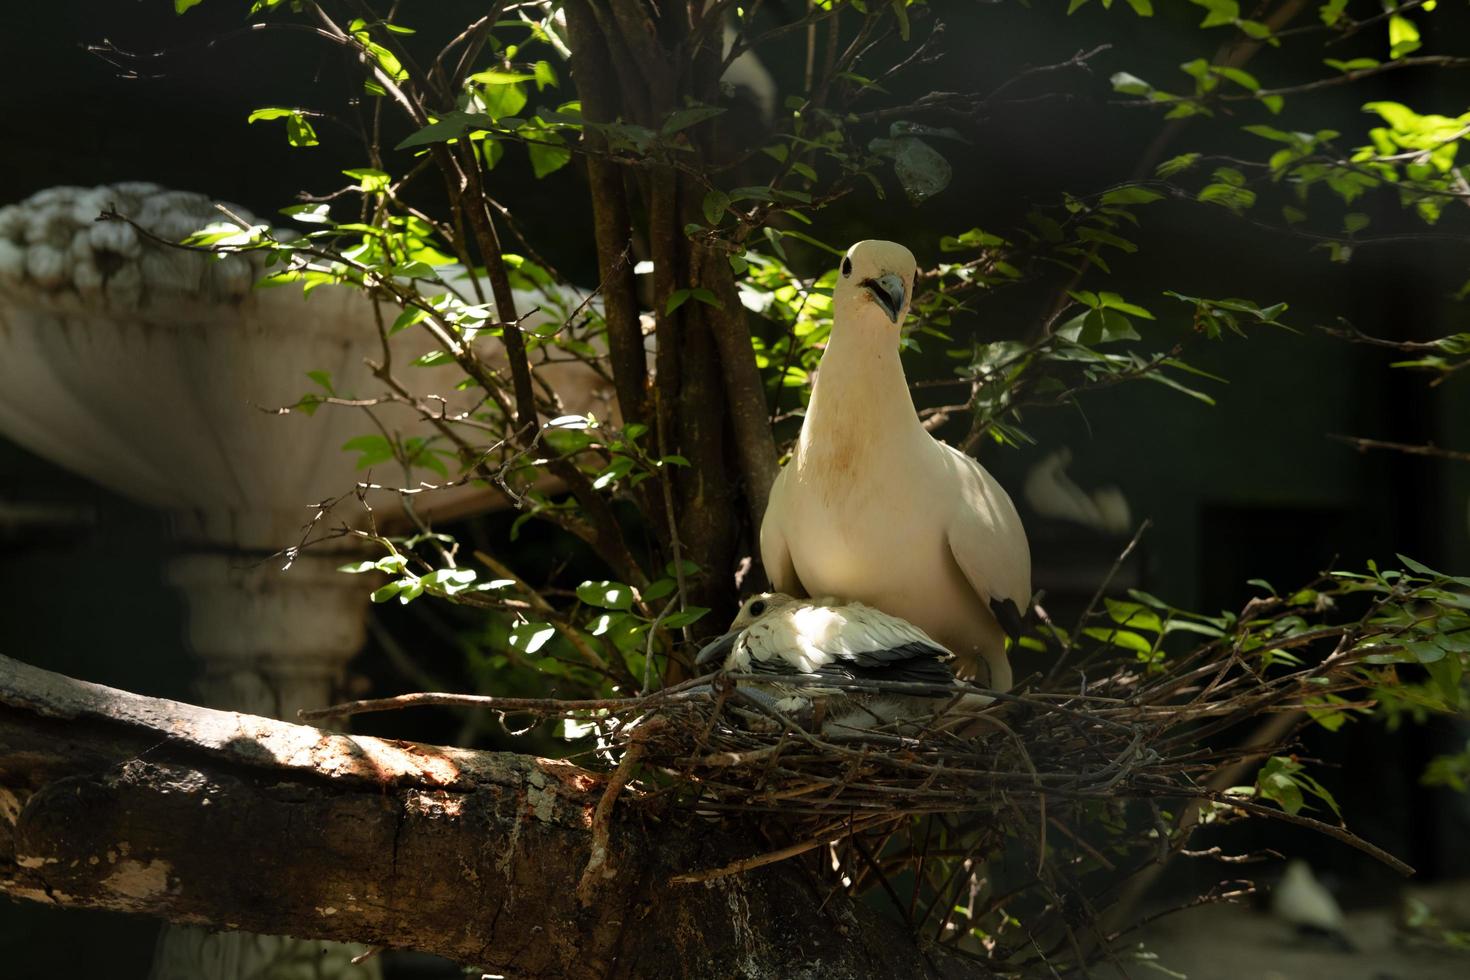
[
  {"left": 0, "top": 181, "right": 621, "bottom": 978},
  {"left": 0, "top": 183, "right": 426, "bottom": 719},
  {"left": 0, "top": 182, "right": 454, "bottom": 979}
]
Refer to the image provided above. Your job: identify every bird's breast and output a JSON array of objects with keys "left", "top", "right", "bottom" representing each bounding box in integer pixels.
[{"left": 778, "top": 449, "right": 1002, "bottom": 664}]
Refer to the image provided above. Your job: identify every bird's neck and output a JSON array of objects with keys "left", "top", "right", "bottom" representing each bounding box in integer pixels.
[{"left": 799, "top": 321, "right": 924, "bottom": 460}]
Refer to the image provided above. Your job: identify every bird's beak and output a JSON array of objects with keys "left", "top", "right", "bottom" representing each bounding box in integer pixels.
[
  {"left": 861, "top": 273, "right": 906, "bottom": 324},
  {"left": 694, "top": 630, "right": 739, "bottom": 670}
]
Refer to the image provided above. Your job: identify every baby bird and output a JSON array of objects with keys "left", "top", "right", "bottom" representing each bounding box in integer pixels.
[{"left": 694, "top": 593, "right": 981, "bottom": 735}]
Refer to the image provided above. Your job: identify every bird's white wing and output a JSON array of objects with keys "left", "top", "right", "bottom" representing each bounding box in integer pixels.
[
  {"left": 790, "top": 604, "right": 956, "bottom": 686},
  {"left": 941, "top": 444, "right": 1032, "bottom": 612},
  {"left": 759, "top": 467, "right": 805, "bottom": 595}
]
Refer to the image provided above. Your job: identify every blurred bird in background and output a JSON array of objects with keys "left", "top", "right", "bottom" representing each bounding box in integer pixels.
[{"left": 1270, "top": 859, "right": 1355, "bottom": 952}]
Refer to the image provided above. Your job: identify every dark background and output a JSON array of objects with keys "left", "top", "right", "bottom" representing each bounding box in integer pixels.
[{"left": 2, "top": 1, "right": 1469, "bottom": 976}]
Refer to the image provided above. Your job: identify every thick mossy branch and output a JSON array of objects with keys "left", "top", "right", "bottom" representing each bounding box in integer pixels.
[{"left": 0, "top": 655, "right": 985, "bottom": 980}]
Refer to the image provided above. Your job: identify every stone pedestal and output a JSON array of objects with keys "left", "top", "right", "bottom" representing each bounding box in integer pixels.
[
  {"left": 167, "top": 552, "right": 370, "bottom": 721},
  {"left": 0, "top": 184, "right": 408, "bottom": 979}
]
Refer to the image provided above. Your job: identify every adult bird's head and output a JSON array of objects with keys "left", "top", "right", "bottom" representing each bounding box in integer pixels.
[{"left": 834, "top": 239, "right": 916, "bottom": 329}]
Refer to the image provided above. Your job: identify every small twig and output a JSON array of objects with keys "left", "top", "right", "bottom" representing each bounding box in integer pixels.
[
  {"left": 1329, "top": 434, "right": 1470, "bottom": 464},
  {"left": 577, "top": 726, "right": 653, "bottom": 905}
]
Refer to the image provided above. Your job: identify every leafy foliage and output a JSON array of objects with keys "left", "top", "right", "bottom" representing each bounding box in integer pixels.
[{"left": 157, "top": 0, "right": 1470, "bottom": 971}]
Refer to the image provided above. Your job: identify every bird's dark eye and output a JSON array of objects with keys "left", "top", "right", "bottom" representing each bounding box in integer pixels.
[
  {"left": 749, "top": 599, "right": 767, "bottom": 616},
  {"left": 840, "top": 256, "right": 852, "bottom": 278}
]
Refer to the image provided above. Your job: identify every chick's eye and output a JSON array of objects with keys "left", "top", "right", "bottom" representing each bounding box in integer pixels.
[
  {"left": 840, "top": 256, "right": 852, "bottom": 278},
  {"left": 749, "top": 600, "right": 767, "bottom": 617}
]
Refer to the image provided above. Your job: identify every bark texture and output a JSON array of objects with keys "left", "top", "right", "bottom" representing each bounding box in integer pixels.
[{"left": 0, "top": 655, "right": 986, "bottom": 979}]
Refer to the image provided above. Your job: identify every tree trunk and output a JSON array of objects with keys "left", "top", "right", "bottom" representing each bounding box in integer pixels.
[
  {"left": 564, "top": 0, "right": 779, "bottom": 618},
  {"left": 0, "top": 654, "right": 988, "bottom": 979}
]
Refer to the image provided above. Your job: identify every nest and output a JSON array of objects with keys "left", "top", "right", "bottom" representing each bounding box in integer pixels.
[
  {"left": 310, "top": 564, "right": 1451, "bottom": 973},
  {"left": 607, "top": 658, "right": 1398, "bottom": 885}
]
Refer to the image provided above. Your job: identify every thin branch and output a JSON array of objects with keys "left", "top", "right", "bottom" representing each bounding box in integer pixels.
[{"left": 1330, "top": 434, "right": 1470, "bottom": 464}]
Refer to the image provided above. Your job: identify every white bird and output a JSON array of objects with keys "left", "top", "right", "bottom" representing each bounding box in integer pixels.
[
  {"left": 759, "top": 240, "right": 1031, "bottom": 690},
  {"left": 1270, "top": 859, "right": 1347, "bottom": 936},
  {"left": 1022, "top": 447, "right": 1132, "bottom": 536},
  {"left": 695, "top": 592, "right": 980, "bottom": 734}
]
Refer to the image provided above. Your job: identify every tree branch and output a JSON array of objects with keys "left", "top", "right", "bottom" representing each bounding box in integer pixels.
[
  {"left": 1329, "top": 433, "right": 1470, "bottom": 464},
  {"left": 0, "top": 654, "right": 986, "bottom": 979}
]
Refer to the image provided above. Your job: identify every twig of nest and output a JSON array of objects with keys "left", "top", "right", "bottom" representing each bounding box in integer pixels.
[
  {"left": 304, "top": 561, "right": 1466, "bottom": 973},
  {"left": 305, "top": 662, "right": 1409, "bottom": 878}
]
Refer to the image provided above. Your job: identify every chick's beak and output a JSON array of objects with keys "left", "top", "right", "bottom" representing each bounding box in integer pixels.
[
  {"left": 861, "top": 273, "right": 907, "bottom": 324},
  {"left": 694, "top": 630, "right": 740, "bottom": 670}
]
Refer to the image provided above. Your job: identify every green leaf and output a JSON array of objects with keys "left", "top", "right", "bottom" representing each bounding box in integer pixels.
[
  {"left": 477, "top": 80, "right": 528, "bottom": 120},
  {"left": 1324, "top": 57, "right": 1378, "bottom": 73},
  {"left": 1397, "top": 553, "right": 1442, "bottom": 577},
  {"left": 395, "top": 111, "right": 493, "bottom": 150},
  {"left": 1180, "top": 58, "right": 1213, "bottom": 84},
  {"left": 1190, "top": 0, "right": 1240, "bottom": 29},
  {"left": 175, "top": 0, "right": 203, "bottom": 12},
  {"left": 509, "top": 622, "right": 558, "bottom": 655},
  {"left": 592, "top": 455, "right": 636, "bottom": 489},
  {"left": 1216, "top": 66, "right": 1259, "bottom": 91},
  {"left": 1110, "top": 72, "right": 1154, "bottom": 96},
  {"left": 1145, "top": 371, "right": 1216, "bottom": 405},
  {"left": 1100, "top": 185, "right": 1165, "bottom": 206},
  {"left": 577, "top": 580, "right": 635, "bottom": 610},
  {"left": 869, "top": 135, "right": 952, "bottom": 204},
  {"left": 890, "top": 0, "right": 911, "bottom": 40},
  {"left": 643, "top": 578, "right": 678, "bottom": 601},
  {"left": 374, "top": 554, "right": 407, "bottom": 574},
  {"left": 1389, "top": 14, "right": 1421, "bottom": 59},
  {"left": 661, "top": 105, "right": 725, "bottom": 135},
  {"left": 1082, "top": 626, "right": 1154, "bottom": 654},
  {"left": 1243, "top": 124, "right": 1295, "bottom": 143},
  {"left": 1156, "top": 153, "right": 1201, "bottom": 178},
  {"left": 660, "top": 606, "right": 711, "bottom": 630},
  {"left": 1319, "top": 0, "right": 1349, "bottom": 27},
  {"left": 1077, "top": 226, "right": 1138, "bottom": 253},
  {"left": 1198, "top": 182, "right": 1256, "bottom": 213},
  {"left": 1408, "top": 640, "right": 1448, "bottom": 664},
  {"left": 467, "top": 69, "right": 535, "bottom": 85},
  {"left": 343, "top": 167, "right": 391, "bottom": 193},
  {"left": 666, "top": 289, "right": 692, "bottom": 314},
  {"left": 1256, "top": 756, "right": 1304, "bottom": 814},
  {"left": 280, "top": 202, "right": 332, "bottom": 224},
  {"left": 1236, "top": 19, "right": 1273, "bottom": 40},
  {"left": 1098, "top": 291, "right": 1155, "bottom": 319},
  {"left": 341, "top": 434, "right": 394, "bottom": 469},
  {"left": 665, "top": 559, "right": 701, "bottom": 578},
  {"left": 1105, "top": 598, "right": 1163, "bottom": 633},
  {"left": 390, "top": 307, "right": 427, "bottom": 335},
  {"left": 527, "top": 138, "right": 571, "bottom": 178},
  {"left": 247, "top": 107, "right": 319, "bottom": 147},
  {"left": 422, "top": 567, "right": 477, "bottom": 596},
  {"left": 940, "top": 228, "right": 1007, "bottom": 251},
  {"left": 702, "top": 189, "right": 730, "bottom": 226},
  {"left": 371, "top": 581, "right": 405, "bottom": 603},
  {"left": 1125, "top": 0, "right": 1154, "bottom": 14}
]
